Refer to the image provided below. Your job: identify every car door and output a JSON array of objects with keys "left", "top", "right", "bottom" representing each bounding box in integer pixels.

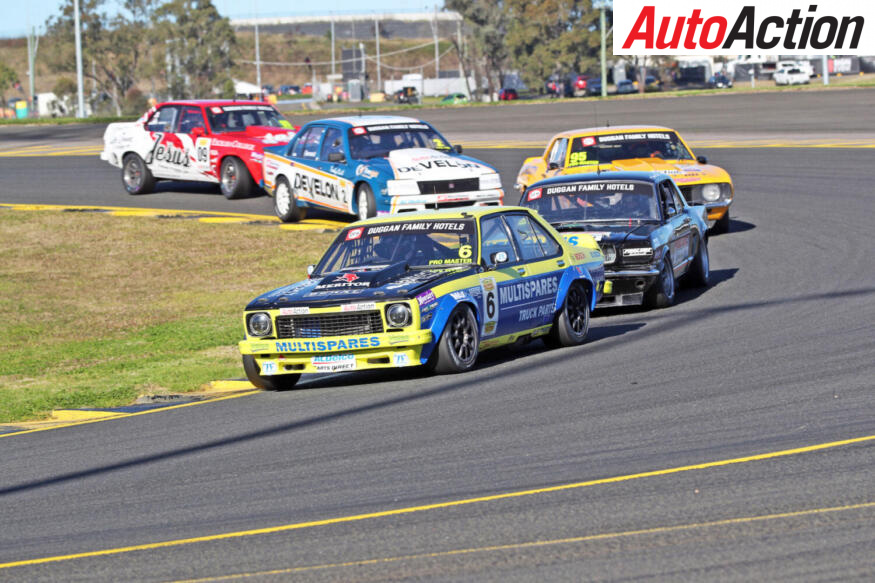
[
  {"left": 286, "top": 125, "right": 347, "bottom": 213},
  {"left": 143, "top": 105, "right": 185, "bottom": 179},
  {"left": 478, "top": 214, "right": 526, "bottom": 339},
  {"left": 504, "top": 212, "right": 567, "bottom": 332},
  {"left": 175, "top": 105, "right": 212, "bottom": 180},
  {"left": 659, "top": 179, "right": 693, "bottom": 276}
]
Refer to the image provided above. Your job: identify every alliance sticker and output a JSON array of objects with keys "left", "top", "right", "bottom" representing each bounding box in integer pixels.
[{"left": 311, "top": 354, "right": 357, "bottom": 372}]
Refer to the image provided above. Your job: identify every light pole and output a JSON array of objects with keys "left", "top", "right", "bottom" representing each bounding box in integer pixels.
[
  {"left": 594, "top": 0, "right": 612, "bottom": 98},
  {"left": 73, "top": 0, "right": 85, "bottom": 117},
  {"left": 254, "top": 0, "right": 261, "bottom": 95}
]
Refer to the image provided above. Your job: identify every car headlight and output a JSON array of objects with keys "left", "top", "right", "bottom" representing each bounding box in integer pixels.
[
  {"left": 479, "top": 172, "right": 502, "bottom": 190},
  {"left": 385, "top": 303, "right": 412, "bottom": 328},
  {"left": 247, "top": 312, "right": 273, "bottom": 337},
  {"left": 701, "top": 184, "right": 722, "bottom": 202},
  {"left": 601, "top": 244, "right": 616, "bottom": 264},
  {"left": 386, "top": 180, "right": 420, "bottom": 196}
]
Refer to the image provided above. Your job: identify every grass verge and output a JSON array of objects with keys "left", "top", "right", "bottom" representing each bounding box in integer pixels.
[{"left": 0, "top": 209, "right": 336, "bottom": 422}]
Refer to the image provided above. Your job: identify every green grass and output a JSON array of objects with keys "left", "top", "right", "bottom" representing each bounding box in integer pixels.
[
  {"left": 0, "top": 210, "right": 336, "bottom": 422},
  {"left": 0, "top": 115, "right": 139, "bottom": 126}
]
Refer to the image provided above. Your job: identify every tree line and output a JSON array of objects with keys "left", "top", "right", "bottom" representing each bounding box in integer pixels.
[
  {"left": 39, "top": 0, "right": 615, "bottom": 115},
  {"left": 447, "top": 0, "right": 608, "bottom": 97},
  {"left": 45, "top": 0, "right": 235, "bottom": 115}
]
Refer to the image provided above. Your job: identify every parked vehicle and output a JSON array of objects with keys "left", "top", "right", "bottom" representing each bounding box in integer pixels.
[
  {"left": 393, "top": 86, "right": 420, "bottom": 104},
  {"left": 440, "top": 93, "right": 469, "bottom": 105},
  {"left": 707, "top": 73, "right": 733, "bottom": 89},
  {"left": 774, "top": 67, "right": 810, "bottom": 86},
  {"left": 499, "top": 88, "right": 518, "bottom": 101}
]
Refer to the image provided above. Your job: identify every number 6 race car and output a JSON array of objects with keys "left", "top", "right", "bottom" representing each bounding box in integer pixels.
[
  {"left": 238, "top": 206, "right": 607, "bottom": 390},
  {"left": 100, "top": 100, "right": 297, "bottom": 199},
  {"left": 261, "top": 115, "right": 504, "bottom": 222}
]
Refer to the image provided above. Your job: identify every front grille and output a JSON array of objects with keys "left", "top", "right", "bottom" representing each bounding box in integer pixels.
[
  {"left": 418, "top": 177, "right": 479, "bottom": 194},
  {"left": 276, "top": 311, "right": 384, "bottom": 339}
]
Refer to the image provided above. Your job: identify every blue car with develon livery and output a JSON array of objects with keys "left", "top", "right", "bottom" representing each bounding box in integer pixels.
[{"left": 261, "top": 115, "right": 504, "bottom": 222}]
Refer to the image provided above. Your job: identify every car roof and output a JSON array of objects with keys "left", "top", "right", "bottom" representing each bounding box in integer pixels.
[
  {"left": 346, "top": 206, "right": 532, "bottom": 227},
  {"left": 527, "top": 171, "right": 665, "bottom": 190},
  {"left": 157, "top": 99, "right": 273, "bottom": 108},
  {"left": 549, "top": 125, "right": 677, "bottom": 140},
  {"left": 316, "top": 115, "right": 426, "bottom": 128}
]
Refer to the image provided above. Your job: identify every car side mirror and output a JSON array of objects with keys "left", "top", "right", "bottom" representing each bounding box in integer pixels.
[
  {"left": 190, "top": 127, "right": 205, "bottom": 138},
  {"left": 665, "top": 206, "right": 677, "bottom": 218},
  {"left": 548, "top": 162, "right": 560, "bottom": 171},
  {"left": 306, "top": 265, "right": 315, "bottom": 278},
  {"left": 489, "top": 251, "right": 509, "bottom": 266},
  {"left": 696, "top": 155, "right": 708, "bottom": 164},
  {"left": 454, "top": 144, "right": 463, "bottom": 154},
  {"left": 328, "top": 152, "right": 345, "bottom": 163}
]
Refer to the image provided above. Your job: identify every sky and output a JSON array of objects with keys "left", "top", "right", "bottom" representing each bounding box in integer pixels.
[{"left": 1, "top": 0, "right": 439, "bottom": 38}]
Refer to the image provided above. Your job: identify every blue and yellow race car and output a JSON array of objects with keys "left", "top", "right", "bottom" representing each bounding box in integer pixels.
[
  {"left": 239, "top": 207, "right": 606, "bottom": 390},
  {"left": 262, "top": 115, "right": 504, "bottom": 222}
]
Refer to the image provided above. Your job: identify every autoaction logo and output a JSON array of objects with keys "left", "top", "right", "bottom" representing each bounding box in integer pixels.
[{"left": 614, "top": 1, "right": 873, "bottom": 55}]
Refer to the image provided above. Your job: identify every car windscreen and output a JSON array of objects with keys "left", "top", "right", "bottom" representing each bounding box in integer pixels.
[
  {"left": 567, "top": 131, "right": 693, "bottom": 167},
  {"left": 348, "top": 123, "right": 452, "bottom": 159},
  {"left": 522, "top": 181, "right": 659, "bottom": 223},
  {"left": 206, "top": 104, "right": 288, "bottom": 132},
  {"left": 317, "top": 219, "right": 478, "bottom": 273}
]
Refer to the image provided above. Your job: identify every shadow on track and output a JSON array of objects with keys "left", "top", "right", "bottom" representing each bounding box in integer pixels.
[{"left": 3, "top": 287, "right": 873, "bottom": 498}]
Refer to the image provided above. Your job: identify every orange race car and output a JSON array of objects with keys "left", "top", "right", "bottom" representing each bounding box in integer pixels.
[{"left": 515, "top": 126, "right": 734, "bottom": 233}]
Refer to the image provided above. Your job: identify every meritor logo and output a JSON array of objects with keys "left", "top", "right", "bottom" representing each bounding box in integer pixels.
[
  {"left": 622, "top": 5, "right": 864, "bottom": 51},
  {"left": 341, "top": 273, "right": 359, "bottom": 282}
]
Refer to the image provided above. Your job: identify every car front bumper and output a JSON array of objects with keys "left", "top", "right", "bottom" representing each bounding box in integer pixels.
[
  {"left": 597, "top": 266, "right": 660, "bottom": 308},
  {"left": 379, "top": 189, "right": 504, "bottom": 215},
  {"left": 239, "top": 329, "right": 434, "bottom": 375}
]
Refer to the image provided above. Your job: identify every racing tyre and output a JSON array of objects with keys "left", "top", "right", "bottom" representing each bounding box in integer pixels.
[
  {"left": 645, "top": 255, "right": 676, "bottom": 309},
  {"left": 220, "top": 157, "right": 253, "bottom": 200},
  {"left": 545, "top": 282, "right": 590, "bottom": 348},
  {"left": 242, "top": 355, "right": 301, "bottom": 391},
  {"left": 429, "top": 304, "right": 479, "bottom": 374},
  {"left": 273, "top": 177, "right": 307, "bottom": 222},
  {"left": 122, "top": 153, "right": 155, "bottom": 195},
  {"left": 687, "top": 236, "right": 711, "bottom": 288},
  {"left": 356, "top": 183, "right": 377, "bottom": 221},
  {"left": 711, "top": 210, "right": 730, "bottom": 235}
]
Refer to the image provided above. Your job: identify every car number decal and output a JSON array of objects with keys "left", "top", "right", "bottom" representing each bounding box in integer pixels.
[{"left": 480, "top": 277, "right": 499, "bottom": 336}]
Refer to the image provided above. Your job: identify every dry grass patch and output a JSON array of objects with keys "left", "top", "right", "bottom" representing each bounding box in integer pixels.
[{"left": 0, "top": 210, "right": 336, "bottom": 422}]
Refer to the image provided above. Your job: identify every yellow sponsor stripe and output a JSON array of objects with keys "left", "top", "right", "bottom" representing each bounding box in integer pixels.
[
  {"left": 0, "top": 391, "right": 260, "bottom": 439},
  {"left": 1, "top": 433, "right": 872, "bottom": 569},
  {"left": 172, "top": 501, "right": 875, "bottom": 582}
]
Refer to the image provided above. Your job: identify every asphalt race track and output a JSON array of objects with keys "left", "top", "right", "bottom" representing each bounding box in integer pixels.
[{"left": 1, "top": 90, "right": 873, "bottom": 581}]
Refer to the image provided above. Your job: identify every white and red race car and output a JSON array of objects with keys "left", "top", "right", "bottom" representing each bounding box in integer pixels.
[{"left": 101, "top": 100, "right": 297, "bottom": 199}]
